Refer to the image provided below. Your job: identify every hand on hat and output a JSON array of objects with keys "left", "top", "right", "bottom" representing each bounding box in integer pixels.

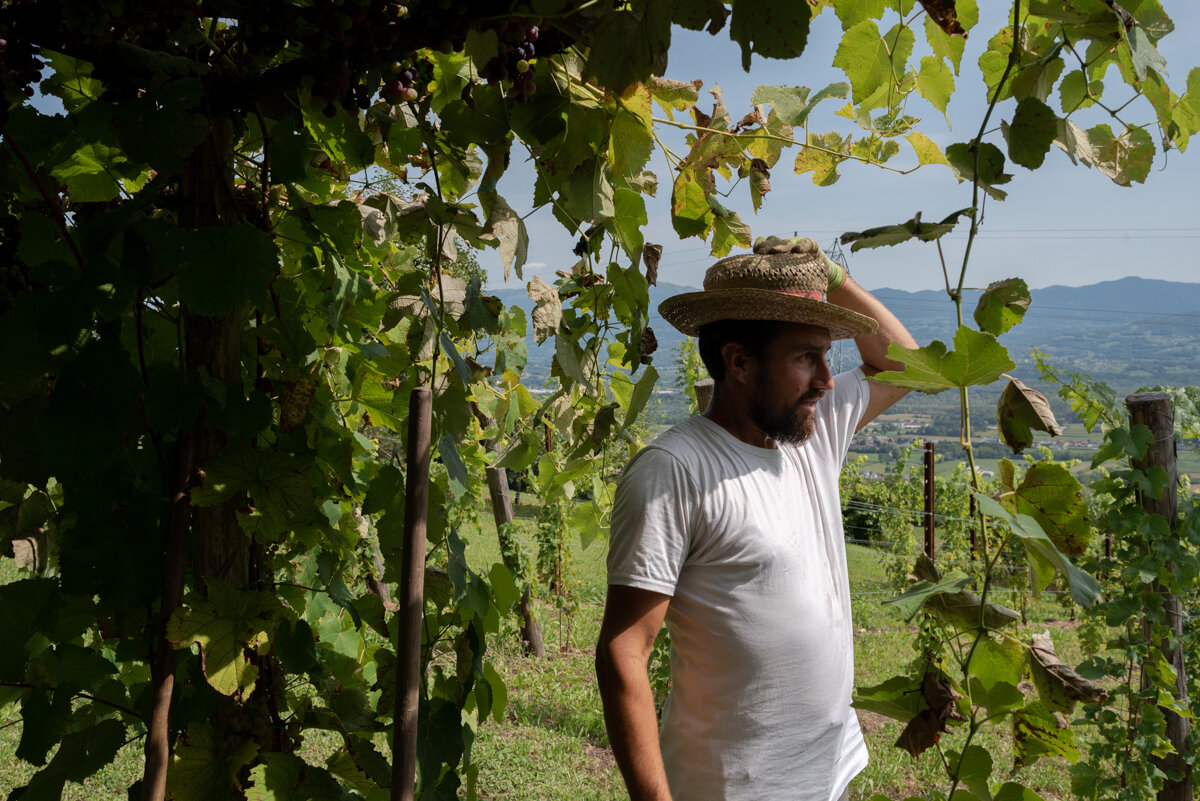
[{"left": 751, "top": 235, "right": 847, "bottom": 294}]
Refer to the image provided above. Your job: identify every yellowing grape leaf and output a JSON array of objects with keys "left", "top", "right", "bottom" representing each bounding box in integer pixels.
[
  {"left": 1012, "top": 701, "right": 1080, "bottom": 767},
  {"left": 1087, "top": 123, "right": 1155, "bottom": 186},
  {"left": 1013, "top": 462, "right": 1090, "bottom": 556},
  {"left": 167, "top": 579, "right": 281, "bottom": 698},
  {"left": 527, "top": 276, "right": 562, "bottom": 344}
]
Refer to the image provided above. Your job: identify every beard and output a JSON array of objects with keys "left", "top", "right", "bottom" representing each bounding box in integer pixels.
[{"left": 749, "top": 378, "right": 822, "bottom": 445}]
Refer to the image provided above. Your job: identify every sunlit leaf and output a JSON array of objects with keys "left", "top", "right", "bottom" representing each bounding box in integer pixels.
[
  {"left": 167, "top": 579, "right": 282, "bottom": 697},
  {"left": 1013, "top": 462, "right": 1090, "bottom": 556},
  {"left": 871, "top": 326, "right": 1015, "bottom": 394},
  {"left": 917, "top": 55, "right": 954, "bottom": 114},
  {"left": 975, "top": 277, "right": 1030, "bottom": 336}
]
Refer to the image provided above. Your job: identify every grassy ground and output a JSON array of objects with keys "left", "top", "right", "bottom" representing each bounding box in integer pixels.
[
  {"left": 466, "top": 515, "right": 1088, "bottom": 801},
  {"left": 1, "top": 516, "right": 1090, "bottom": 800}
]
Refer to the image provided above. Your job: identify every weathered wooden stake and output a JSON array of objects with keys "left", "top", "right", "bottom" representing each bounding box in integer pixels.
[
  {"left": 1127, "top": 392, "right": 1192, "bottom": 801},
  {"left": 485, "top": 464, "right": 546, "bottom": 657},
  {"left": 391, "top": 387, "right": 432, "bottom": 801},
  {"left": 693, "top": 378, "right": 714, "bottom": 414},
  {"left": 923, "top": 441, "right": 936, "bottom": 561}
]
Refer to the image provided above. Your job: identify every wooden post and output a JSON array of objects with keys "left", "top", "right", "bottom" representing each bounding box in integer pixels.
[
  {"left": 391, "top": 388, "right": 432, "bottom": 801},
  {"left": 923, "top": 442, "right": 936, "bottom": 562},
  {"left": 1127, "top": 392, "right": 1192, "bottom": 801},
  {"left": 694, "top": 379, "right": 714, "bottom": 414},
  {"left": 485, "top": 464, "right": 546, "bottom": 657}
]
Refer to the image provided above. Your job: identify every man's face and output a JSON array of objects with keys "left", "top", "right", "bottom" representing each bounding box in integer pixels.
[{"left": 746, "top": 323, "right": 834, "bottom": 445}]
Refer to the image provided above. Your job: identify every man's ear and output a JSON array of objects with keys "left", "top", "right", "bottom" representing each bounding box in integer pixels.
[{"left": 721, "top": 342, "right": 754, "bottom": 385}]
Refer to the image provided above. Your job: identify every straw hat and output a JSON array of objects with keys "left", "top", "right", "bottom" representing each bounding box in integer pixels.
[{"left": 658, "top": 238, "right": 878, "bottom": 340}]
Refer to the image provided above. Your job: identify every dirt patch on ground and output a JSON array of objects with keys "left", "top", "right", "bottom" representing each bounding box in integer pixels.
[
  {"left": 856, "top": 709, "right": 890, "bottom": 735},
  {"left": 583, "top": 740, "right": 617, "bottom": 778}
]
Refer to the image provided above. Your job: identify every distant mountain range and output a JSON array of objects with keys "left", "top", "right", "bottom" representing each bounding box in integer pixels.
[{"left": 492, "top": 276, "right": 1200, "bottom": 399}]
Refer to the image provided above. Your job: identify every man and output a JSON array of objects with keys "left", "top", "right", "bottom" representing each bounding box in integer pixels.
[{"left": 595, "top": 236, "right": 917, "bottom": 801}]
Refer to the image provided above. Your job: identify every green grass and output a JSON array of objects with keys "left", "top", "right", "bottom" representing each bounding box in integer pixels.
[{"left": 0, "top": 516, "right": 1100, "bottom": 801}]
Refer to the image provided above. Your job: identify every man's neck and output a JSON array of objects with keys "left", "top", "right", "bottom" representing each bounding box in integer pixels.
[{"left": 703, "top": 394, "right": 775, "bottom": 449}]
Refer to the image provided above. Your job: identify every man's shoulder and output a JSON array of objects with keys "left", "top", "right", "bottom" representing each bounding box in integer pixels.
[{"left": 625, "top": 417, "right": 719, "bottom": 476}]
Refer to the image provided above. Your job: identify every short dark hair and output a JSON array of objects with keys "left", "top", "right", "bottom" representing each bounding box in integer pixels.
[{"left": 696, "top": 319, "right": 784, "bottom": 383}]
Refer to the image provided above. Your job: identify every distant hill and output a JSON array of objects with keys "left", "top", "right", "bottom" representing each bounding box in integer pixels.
[{"left": 491, "top": 276, "right": 1200, "bottom": 405}]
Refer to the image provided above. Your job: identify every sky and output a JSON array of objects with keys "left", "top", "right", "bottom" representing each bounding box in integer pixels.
[{"left": 483, "top": 3, "right": 1200, "bottom": 294}]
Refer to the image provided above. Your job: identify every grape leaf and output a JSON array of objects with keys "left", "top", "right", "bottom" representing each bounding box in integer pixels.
[
  {"left": 1012, "top": 702, "right": 1080, "bottom": 767},
  {"left": 854, "top": 674, "right": 924, "bottom": 722},
  {"left": 1006, "top": 97, "right": 1059, "bottom": 169},
  {"left": 998, "top": 376, "right": 1062, "bottom": 454},
  {"left": 167, "top": 579, "right": 282, "bottom": 697},
  {"left": 751, "top": 82, "right": 848, "bottom": 127},
  {"left": 1059, "top": 69, "right": 1101, "bottom": 113},
  {"left": 834, "top": 20, "right": 902, "bottom": 105},
  {"left": 168, "top": 722, "right": 260, "bottom": 801},
  {"left": 528, "top": 276, "right": 562, "bottom": 344},
  {"left": 10, "top": 719, "right": 125, "bottom": 801},
  {"left": 975, "top": 277, "right": 1030, "bottom": 336},
  {"left": 841, "top": 208, "right": 972, "bottom": 252},
  {"left": 871, "top": 326, "right": 1015, "bottom": 394},
  {"left": 1126, "top": 25, "right": 1168, "bottom": 82},
  {"left": 610, "top": 85, "right": 654, "bottom": 179},
  {"left": 671, "top": 165, "right": 715, "bottom": 238},
  {"left": 611, "top": 188, "right": 648, "bottom": 265},
  {"left": 994, "top": 782, "right": 1047, "bottom": 801},
  {"left": 586, "top": 2, "right": 671, "bottom": 93},
  {"left": 945, "top": 141, "right": 1012, "bottom": 200},
  {"left": 646, "top": 76, "right": 702, "bottom": 117},
  {"left": 976, "top": 495, "right": 1101, "bottom": 607},
  {"left": 917, "top": 55, "right": 954, "bottom": 115},
  {"left": 834, "top": 0, "right": 886, "bottom": 31},
  {"left": 729, "top": 0, "right": 814, "bottom": 70},
  {"left": 170, "top": 224, "right": 279, "bottom": 316},
  {"left": 190, "top": 444, "right": 315, "bottom": 537},
  {"left": 1028, "top": 630, "right": 1109, "bottom": 713},
  {"left": 906, "top": 131, "right": 950, "bottom": 166},
  {"left": 1086, "top": 123, "right": 1155, "bottom": 186},
  {"left": 1013, "top": 462, "right": 1090, "bottom": 556},
  {"left": 794, "top": 132, "right": 846, "bottom": 186}
]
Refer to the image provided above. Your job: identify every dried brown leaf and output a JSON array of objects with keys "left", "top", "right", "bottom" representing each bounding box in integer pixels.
[{"left": 643, "top": 243, "right": 662, "bottom": 285}]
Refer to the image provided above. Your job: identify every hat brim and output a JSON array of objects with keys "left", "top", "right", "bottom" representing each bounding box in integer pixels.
[{"left": 658, "top": 288, "right": 878, "bottom": 340}]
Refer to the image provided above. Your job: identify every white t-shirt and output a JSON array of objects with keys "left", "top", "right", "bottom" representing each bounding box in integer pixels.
[{"left": 607, "top": 368, "right": 870, "bottom": 801}]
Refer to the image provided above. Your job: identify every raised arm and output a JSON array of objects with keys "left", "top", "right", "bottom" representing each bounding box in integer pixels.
[
  {"left": 595, "top": 585, "right": 674, "bottom": 801},
  {"left": 828, "top": 276, "right": 918, "bottom": 429}
]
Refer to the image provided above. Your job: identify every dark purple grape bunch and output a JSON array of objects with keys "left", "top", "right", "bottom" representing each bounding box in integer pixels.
[
  {"left": 380, "top": 55, "right": 425, "bottom": 104},
  {"left": 479, "top": 18, "right": 540, "bottom": 102},
  {"left": 0, "top": 15, "right": 44, "bottom": 107}
]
